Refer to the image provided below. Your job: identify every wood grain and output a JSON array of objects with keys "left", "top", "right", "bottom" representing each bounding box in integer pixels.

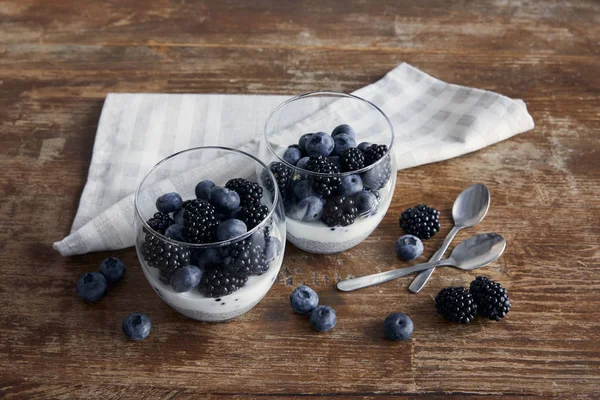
[{"left": 0, "top": 0, "right": 599, "bottom": 398}]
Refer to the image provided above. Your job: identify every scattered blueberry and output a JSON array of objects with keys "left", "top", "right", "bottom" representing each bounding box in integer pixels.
[
  {"left": 327, "top": 156, "right": 342, "bottom": 171},
  {"left": 332, "top": 133, "right": 356, "bottom": 156},
  {"left": 283, "top": 147, "right": 302, "bottom": 165},
  {"left": 290, "top": 285, "right": 319, "bottom": 314},
  {"left": 265, "top": 236, "right": 282, "bottom": 261},
  {"left": 216, "top": 219, "right": 247, "bottom": 241},
  {"left": 76, "top": 272, "right": 108, "bottom": 302},
  {"left": 296, "top": 156, "right": 310, "bottom": 170},
  {"left": 173, "top": 208, "right": 184, "bottom": 225},
  {"left": 293, "top": 196, "right": 324, "bottom": 222},
  {"left": 357, "top": 142, "right": 373, "bottom": 152},
  {"left": 384, "top": 313, "right": 414, "bottom": 341},
  {"left": 331, "top": 124, "right": 356, "bottom": 139},
  {"left": 99, "top": 257, "right": 126, "bottom": 283},
  {"left": 294, "top": 180, "right": 317, "bottom": 199},
  {"left": 310, "top": 305, "right": 337, "bottom": 332},
  {"left": 354, "top": 190, "right": 378, "bottom": 215},
  {"left": 122, "top": 312, "right": 152, "bottom": 341},
  {"left": 170, "top": 265, "right": 202, "bottom": 292},
  {"left": 156, "top": 192, "right": 183, "bottom": 214},
  {"left": 209, "top": 186, "right": 241, "bottom": 213},
  {"left": 339, "top": 174, "right": 363, "bottom": 196},
  {"left": 305, "top": 132, "right": 335, "bottom": 157},
  {"left": 195, "top": 180, "right": 215, "bottom": 200},
  {"left": 395, "top": 234, "right": 424, "bottom": 261},
  {"left": 165, "top": 223, "right": 185, "bottom": 241},
  {"left": 298, "top": 133, "right": 314, "bottom": 153}
]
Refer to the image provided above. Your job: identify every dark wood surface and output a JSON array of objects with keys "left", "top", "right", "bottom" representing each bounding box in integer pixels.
[{"left": 1, "top": 1, "right": 599, "bottom": 398}]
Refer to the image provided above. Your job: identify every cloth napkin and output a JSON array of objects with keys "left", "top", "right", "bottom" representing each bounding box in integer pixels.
[{"left": 53, "top": 63, "right": 534, "bottom": 256}]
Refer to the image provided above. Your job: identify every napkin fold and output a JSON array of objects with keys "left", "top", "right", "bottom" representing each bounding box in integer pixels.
[{"left": 54, "top": 63, "right": 534, "bottom": 256}]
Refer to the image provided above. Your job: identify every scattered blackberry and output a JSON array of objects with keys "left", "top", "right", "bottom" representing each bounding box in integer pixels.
[
  {"left": 238, "top": 202, "right": 269, "bottom": 229},
  {"left": 141, "top": 232, "right": 191, "bottom": 284},
  {"left": 435, "top": 287, "right": 478, "bottom": 324},
  {"left": 399, "top": 204, "right": 441, "bottom": 240},
  {"left": 340, "top": 147, "right": 365, "bottom": 172},
  {"left": 183, "top": 199, "right": 219, "bottom": 244},
  {"left": 225, "top": 178, "right": 263, "bottom": 206},
  {"left": 222, "top": 239, "right": 269, "bottom": 276},
  {"left": 305, "top": 156, "right": 342, "bottom": 197},
  {"left": 146, "top": 212, "right": 173, "bottom": 234},
  {"left": 363, "top": 144, "right": 388, "bottom": 166},
  {"left": 264, "top": 162, "right": 292, "bottom": 194},
  {"left": 321, "top": 196, "right": 358, "bottom": 227},
  {"left": 470, "top": 276, "right": 512, "bottom": 321},
  {"left": 198, "top": 267, "right": 248, "bottom": 298}
]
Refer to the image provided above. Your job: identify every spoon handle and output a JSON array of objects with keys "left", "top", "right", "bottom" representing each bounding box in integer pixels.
[
  {"left": 409, "top": 225, "right": 461, "bottom": 293},
  {"left": 337, "top": 259, "right": 453, "bottom": 292}
]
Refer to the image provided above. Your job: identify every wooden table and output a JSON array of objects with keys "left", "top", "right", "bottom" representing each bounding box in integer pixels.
[{"left": 1, "top": 1, "right": 598, "bottom": 398}]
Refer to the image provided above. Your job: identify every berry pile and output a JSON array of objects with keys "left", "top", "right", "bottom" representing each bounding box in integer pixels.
[
  {"left": 272, "top": 124, "right": 392, "bottom": 227},
  {"left": 141, "top": 177, "right": 282, "bottom": 298},
  {"left": 435, "top": 276, "right": 512, "bottom": 324}
]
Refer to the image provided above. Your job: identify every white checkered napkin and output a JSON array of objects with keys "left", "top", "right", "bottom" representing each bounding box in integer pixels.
[{"left": 53, "top": 63, "right": 534, "bottom": 256}]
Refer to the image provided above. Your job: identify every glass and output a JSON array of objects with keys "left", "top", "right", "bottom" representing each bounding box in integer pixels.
[
  {"left": 259, "top": 92, "right": 396, "bottom": 254},
  {"left": 134, "top": 146, "right": 286, "bottom": 322}
]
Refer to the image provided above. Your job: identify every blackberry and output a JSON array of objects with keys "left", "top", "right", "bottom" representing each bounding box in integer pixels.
[
  {"left": 222, "top": 239, "right": 269, "bottom": 276},
  {"left": 238, "top": 202, "right": 269, "bottom": 230},
  {"left": 183, "top": 199, "right": 219, "bottom": 244},
  {"left": 363, "top": 144, "right": 388, "bottom": 166},
  {"left": 198, "top": 267, "right": 248, "bottom": 298},
  {"left": 340, "top": 147, "right": 365, "bottom": 172},
  {"left": 435, "top": 287, "right": 478, "bottom": 324},
  {"left": 141, "top": 233, "right": 190, "bottom": 284},
  {"left": 225, "top": 178, "right": 263, "bottom": 207},
  {"left": 470, "top": 276, "right": 512, "bottom": 321},
  {"left": 399, "top": 204, "right": 441, "bottom": 240},
  {"left": 321, "top": 196, "right": 358, "bottom": 227},
  {"left": 146, "top": 212, "right": 173, "bottom": 234},
  {"left": 305, "top": 156, "right": 342, "bottom": 197},
  {"left": 266, "top": 162, "right": 292, "bottom": 193}
]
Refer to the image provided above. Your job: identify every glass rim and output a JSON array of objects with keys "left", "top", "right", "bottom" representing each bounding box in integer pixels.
[
  {"left": 134, "top": 145, "right": 280, "bottom": 249},
  {"left": 263, "top": 91, "right": 395, "bottom": 177}
]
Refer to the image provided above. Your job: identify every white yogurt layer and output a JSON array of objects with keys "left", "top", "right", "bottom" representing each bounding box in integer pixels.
[
  {"left": 286, "top": 178, "right": 394, "bottom": 252},
  {"left": 137, "top": 227, "right": 284, "bottom": 322}
]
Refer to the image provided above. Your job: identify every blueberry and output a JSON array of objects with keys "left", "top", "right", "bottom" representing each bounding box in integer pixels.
[
  {"left": 331, "top": 124, "right": 356, "bottom": 139},
  {"left": 293, "top": 196, "right": 324, "bottom": 222},
  {"left": 332, "top": 133, "right": 356, "bottom": 156},
  {"left": 195, "top": 180, "right": 215, "bottom": 200},
  {"left": 164, "top": 223, "right": 185, "bottom": 241},
  {"left": 173, "top": 208, "right": 184, "bottom": 225},
  {"left": 76, "top": 272, "right": 108, "bottom": 302},
  {"left": 216, "top": 219, "right": 247, "bottom": 241},
  {"left": 294, "top": 180, "right": 317, "bottom": 199},
  {"left": 310, "top": 305, "right": 337, "bottom": 332},
  {"left": 355, "top": 190, "right": 378, "bottom": 215},
  {"left": 395, "top": 234, "right": 424, "bottom": 261},
  {"left": 357, "top": 142, "right": 373, "bottom": 152},
  {"left": 290, "top": 285, "right": 319, "bottom": 314},
  {"left": 298, "top": 133, "right": 313, "bottom": 153},
  {"left": 156, "top": 192, "right": 183, "bottom": 214},
  {"left": 327, "top": 156, "right": 342, "bottom": 171},
  {"left": 170, "top": 265, "right": 202, "bottom": 292},
  {"left": 384, "top": 313, "right": 414, "bottom": 341},
  {"left": 265, "top": 236, "right": 282, "bottom": 262},
  {"left": 283, "top": 147, "right": 302, "bottom": 165},
  {"left": 305, "top": 132, "right": 334, "bottom": 157},
  {"left": 361, "top": 162, "right": 389, "bottom": 190},
  {"left": 99, "top": 257, "right": 126, "bottom": 283},
  {"left": 296, "top": 157, "right": 310, "bottom": 170},
  {"left": 192, "top": 248, "right": 222, "bottom": 268},
  {"left": 249, "top": 229, "right": 266, "bottom": 249},
  {"left": 122, "top": 312, "right": 152, "bottom": 341},
  {"left": 209, "top": 186, "right": 240, "bottom": 213},
  {"left": 339, "top": 174, "right": 363, "bottom": 196}
]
